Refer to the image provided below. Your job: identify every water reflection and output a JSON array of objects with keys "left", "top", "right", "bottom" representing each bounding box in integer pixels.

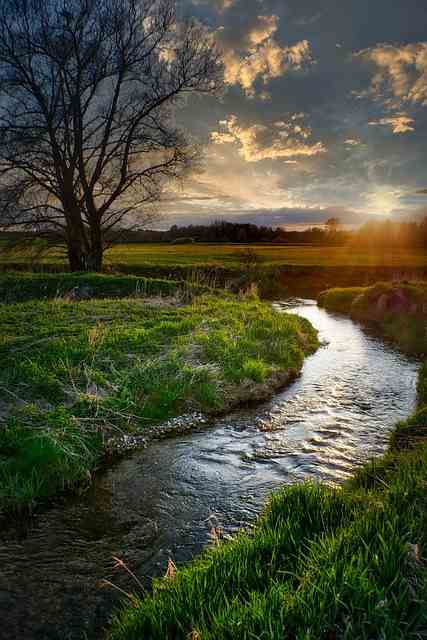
[{"left": 0, "top": 299, "right": 419, "bottom": 639}]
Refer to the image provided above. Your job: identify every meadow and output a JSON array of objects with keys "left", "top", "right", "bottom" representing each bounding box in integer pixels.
[
  {"left": 106, "top": 243, "right": 427, "bottom": 268},
  {"left": 1, "top": 242, "right": 427, "bottom": 269},
  {"left": 0, "top": 275, "right": 317, "bottom": 512}
]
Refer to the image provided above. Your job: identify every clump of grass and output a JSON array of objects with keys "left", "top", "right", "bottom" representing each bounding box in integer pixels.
[
  {"left": 0, "top": 406, "right": 101, "bottom": 511},
  {"left": 0, "top": 288, "right": 318, "bottom": 511},
  {"left": 318, "top": 286, "right": 366, "bottom": 314},
  {"left": 241, "top": 358, "right": 269, "bottom": 382}
]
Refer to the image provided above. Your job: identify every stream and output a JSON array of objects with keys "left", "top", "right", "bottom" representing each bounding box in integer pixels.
[{"left": 0, "top": 299, "right": 420, "bottom": 640}]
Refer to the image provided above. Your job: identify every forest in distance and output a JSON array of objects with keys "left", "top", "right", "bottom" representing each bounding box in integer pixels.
[{"left": 2, "top": 217, "right": 427, "bottom": 253}]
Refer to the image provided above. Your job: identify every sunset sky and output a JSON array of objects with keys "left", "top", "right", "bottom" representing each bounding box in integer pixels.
[{"left": 164, "top": 0, "right": 427, "bottom": 228}]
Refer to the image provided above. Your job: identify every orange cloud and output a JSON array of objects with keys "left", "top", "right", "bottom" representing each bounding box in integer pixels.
[
  {"left": 355, "top": 42, "right": 427, "bottom": 107},
  {"left": 218, "top": 14, "right": 312, "bottom": 97},
  {"left": 211, "top": 115, "right": 326, "bottom": 162},
  {"left": 368, "top": 114, "right": 415, "bottom": 134}
]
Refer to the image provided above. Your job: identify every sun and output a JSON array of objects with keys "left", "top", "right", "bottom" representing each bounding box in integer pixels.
[{"left": 367, "top": 186, "right": 402, "bottom": 215}]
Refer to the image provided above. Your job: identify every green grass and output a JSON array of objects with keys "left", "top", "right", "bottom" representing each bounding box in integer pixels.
[
  {"left": 318, "top": 281, "right": 427, "bottom": 355},
  {"left": 110, "top": 442, "right": 427, "bottom": 640},
  {"left": 0, "top": 285, "right": 318, "bottom": 512},
  {"left": 0, "top": 408, "right": 101, "bottom": 509},
  {"left": 109, "top": 285, "right": 427, "bottom": 640},
  {"left": 2, "top": 242, "right": 427, "bottom": 268},
  {"left": 0, "top": 271, "right": 208, "bottom": 303}
]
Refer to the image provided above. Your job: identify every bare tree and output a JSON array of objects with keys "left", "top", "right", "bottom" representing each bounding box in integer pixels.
[{"left": 0, "top": 0, "right": 223, "bottom": 270}]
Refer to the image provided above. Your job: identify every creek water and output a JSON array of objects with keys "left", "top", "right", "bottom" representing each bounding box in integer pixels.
[{"left": 0, "top": 299, "right": 419, "bottom": 640}]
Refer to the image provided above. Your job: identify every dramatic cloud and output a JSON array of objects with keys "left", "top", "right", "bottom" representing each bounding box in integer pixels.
[
  {"left": 167, "top": 0, "right": 427, "bottom": 227},
  {"left": 368, "top": 114, "right": 415, "bottom": 134},
  {"left": 211, "top": 114, "right": 326, "bottom": 162},
  {"left": 216, "top": 13, "right": 313, "bottom": 97},
  {"left": 355, "top": 42, "right": 427, "bottom": 108}
]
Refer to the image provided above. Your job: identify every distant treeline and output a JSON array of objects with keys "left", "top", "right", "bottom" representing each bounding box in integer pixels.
[
  {"left": 114, "top": 218, "right": 427, "bottom": 248},
  {"left": 111, "top": 221, "right": 346, "bottom": 245},
  {"left": 1, "top": 218, "right": 427, "bottom": 248}
]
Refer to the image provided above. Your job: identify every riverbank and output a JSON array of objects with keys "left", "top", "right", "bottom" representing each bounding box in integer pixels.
[
  {"left": 110, "top": 284, "right": 427, "bottom": 640},
  {"left": 2, "top": 262, "right": 427, "bottom": 299},
  {"left": 318, "top": 281, "right": 427, "bottom": 355},
  {"left": 0, "top": 280, "right": 318, "bottom": 513}
]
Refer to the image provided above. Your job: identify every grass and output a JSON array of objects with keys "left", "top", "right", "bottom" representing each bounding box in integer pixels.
[
  {"left": 110, "top": 438, "right": 427, "bottom": 639},
  {"left": 109, "top": 283, "right": 427, "bottom": 640},
  {"left": 0, "top": 271, "right": 208, "bottom": 303},
  {"left": 0, "top": 281, "right": 318, "bottom": 512},
  {"left": 106, "top": 244, "right": 427, "bottom": 268},
  {"left": 2, "top": 242, "right": 427, "bottom": 268},
  {"left": 318, "top": 281, "right": 427, "bottom": 355}
]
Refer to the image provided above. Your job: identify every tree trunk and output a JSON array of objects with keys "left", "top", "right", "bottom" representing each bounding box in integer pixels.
[
  {"left": 67, "top": 241, "right": 103, "bottom": 272},
  {"left": 66, "top": 210, "right": 104, "bottom": 272}
]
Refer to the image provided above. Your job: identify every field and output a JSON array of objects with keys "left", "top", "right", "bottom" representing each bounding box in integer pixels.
[
  {"left": 106, "top": 244, "right": 427, "bottom": 268},
  {"left": 0, "top": 275, "right": 317, "bottom": 512},
  {"left": 1, "top": 242, "right": 427, "bottom": 268}
]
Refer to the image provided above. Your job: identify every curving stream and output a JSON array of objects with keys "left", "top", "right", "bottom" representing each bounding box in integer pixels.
[{"left": 0, "top": 299, "right": 419, "bottom": 640}]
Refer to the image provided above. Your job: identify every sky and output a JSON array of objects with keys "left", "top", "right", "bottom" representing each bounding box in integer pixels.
[{"left": 161, "top": 0, "right": 427, "bottom": 228}]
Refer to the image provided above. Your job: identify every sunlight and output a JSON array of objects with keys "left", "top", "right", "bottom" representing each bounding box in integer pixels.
[{"left": 367, "top": 186, "right": 402, "bottom": 214}]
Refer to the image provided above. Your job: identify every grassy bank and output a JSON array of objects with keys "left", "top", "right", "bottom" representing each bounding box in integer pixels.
[
  {"left": 3, "top": 262, "right": 427, "bottom": 303},
  {"left": 110, "top": 283, "right": 427, "bottom": 640},
  {"left": 0, "top": 282, "right": 317, "bottom": 512},
  {"left": 0, "top": 271, "right": 208, "bottom": 303},
  {"left": 318, "top": 281, "right": 427, "bottom": 355}
]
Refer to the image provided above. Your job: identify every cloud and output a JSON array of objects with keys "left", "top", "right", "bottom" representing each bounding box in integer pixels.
[
  {"left": 355, "top": 42, "right": 427, "bottom": 108},
  {"left": 191, "top": 0, "right": 234, "bottom": 13},
  {"left": 211, "top": 114, "right": 326, "bottom": 162},
  {"left": 216, "top": 13, "right": 313, "bottom": 97},
  {"left": 368, "top": 114, "right": 415, "bottom": 134},
  {"left": 247, "top": 14, "right": 279, "bottom": 47}
]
